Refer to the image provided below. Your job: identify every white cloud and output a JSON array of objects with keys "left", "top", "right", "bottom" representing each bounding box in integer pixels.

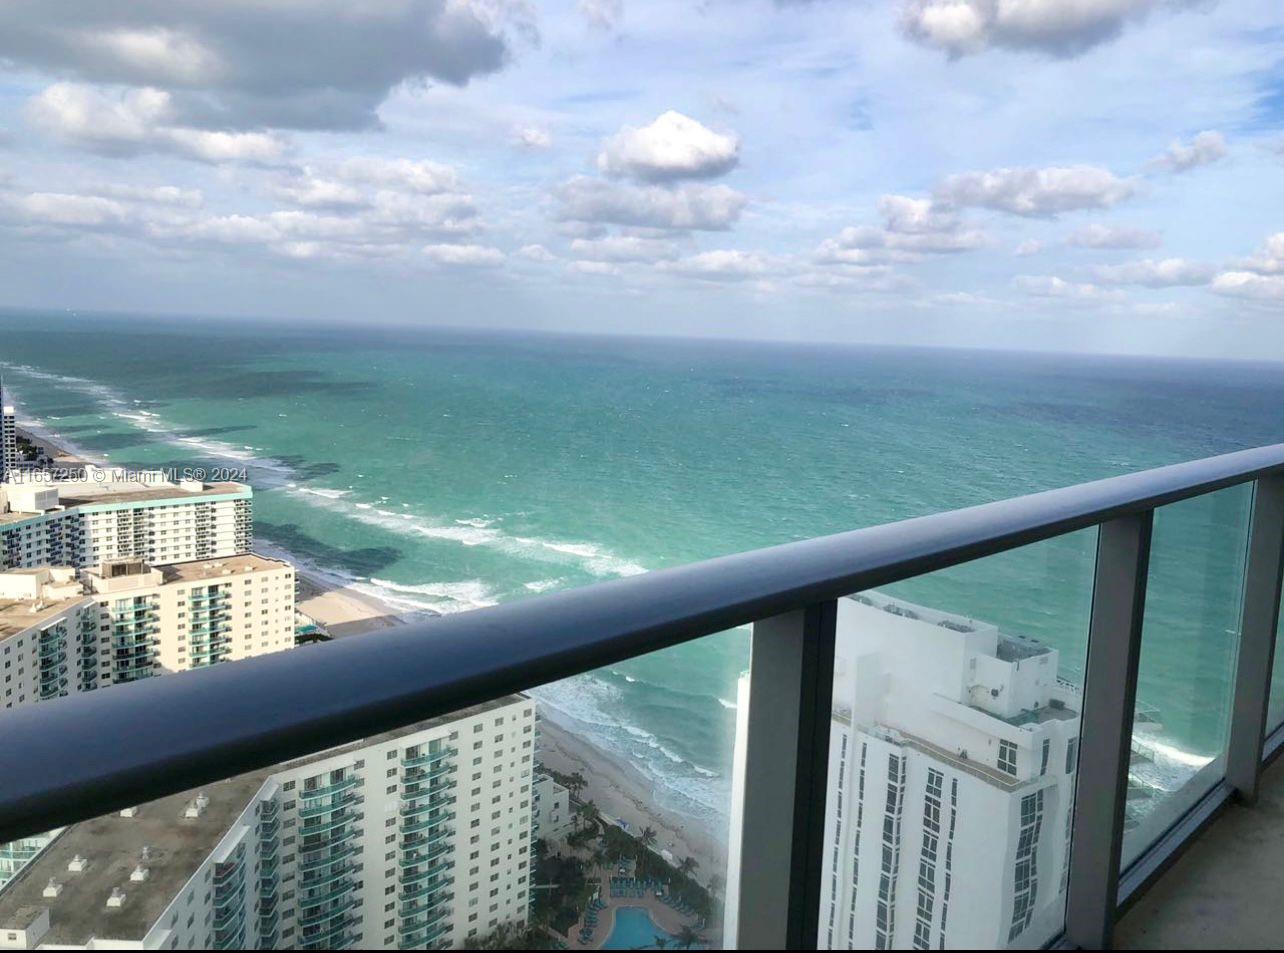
[
  {"left": 1234, "top": 233, "right": 1284, "bottom": 275},
  {"left": 334, "top": 157, "right": 459, "bottom": 195},
  {"left": 569, "top": 259, "right": 621, "bottom": 276},
  {"left": 936, "top": 165, "right": 1135, "bottom": 217},
  {"left": 1092, "top": 257, "right": 1213, "bottom": 287},
  {"left": 570, "top": 235, "right": 680, "bottom": 262},
  {"left": 27, "top": 82, "right": 285, "bottom": 163},
  {"left": 661, "top": 249, "right": 790, "bottom": 281},
  {"left": 0, "top": 1, "right": 531, "bottom": 131},
  {"left": 422, "top": 242, "right": 504, "bottom": 267},
  {"left": 1067, "top": 223, "right": 1162, "bottom": 249},
  {"left": 1210, "top": 271, "right": 1284, "bottom": 302},
  {"left": 1148, "top": 130, "right": 1227, "bottom": 174},
  {"left": 1014, "top": 274, "right": 1123, "bottom": 302},
  {"left": 513, "top": 125, "right": 552, "bottom": 149},
  {"left": 814, "top": 193, "right": 987, "bottom": 266},
  {"left": 555, "top": 176, "right": 746, "bottom": 231},
  {"left": 900, "top": 0, "right": 1195, "bottom": 59},
  {"left": 1, "top": 191, "right": 132, "bottom": 228},
  {"left": 1014, "top": 239, "right": 1045, "bottom": 256},
  {"left": 597, "top": 111, "right": 740, "bottom": 182},
  {"left": 517, "top": 243, "right": 556, "bottom": 261},
  {"left": 579, "top": 0, "right": 624, "bottom": 31}
]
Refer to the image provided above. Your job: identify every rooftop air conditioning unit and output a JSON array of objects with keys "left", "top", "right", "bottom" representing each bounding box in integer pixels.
[
  {"left": 43, "top": 879, "right": 63, "bottom": 898},
  {"left": 106, "top": 887, "right": 126, "bottom": 908},
  {"left": 67, "top": 855, "right": 88, "bottom": 873}
]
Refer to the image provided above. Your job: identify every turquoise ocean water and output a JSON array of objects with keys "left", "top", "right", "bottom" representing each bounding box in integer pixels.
[{"left": 2, "top": 312, "right": 1282, "bottom": 840}]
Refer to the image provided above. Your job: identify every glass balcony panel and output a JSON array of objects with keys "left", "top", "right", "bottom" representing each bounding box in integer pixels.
[
  {"left": 1121, "top": 485, "right": 1252, "bottom": 868},
  {"left": 815, "top": 530, "right": 1097, "bottom": 950}
]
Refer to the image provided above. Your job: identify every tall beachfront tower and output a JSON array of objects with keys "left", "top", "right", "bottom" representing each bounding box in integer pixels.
[
  {"left": 0, "top": 378, "right": 16, "bottom": 484},
  {"left": 724, "top": 592, "right": 1080, "bottom": 950},
  {"left": 0, "top": 695, "right": 538, "bottom": 950}
]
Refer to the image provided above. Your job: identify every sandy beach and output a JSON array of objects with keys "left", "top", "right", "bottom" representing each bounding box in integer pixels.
[{"left": 538, "top": 716, "right": 728, "bottom": 886}]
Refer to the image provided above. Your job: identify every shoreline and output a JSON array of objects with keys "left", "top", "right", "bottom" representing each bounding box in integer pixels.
[
  {"left": 537, "top": 714, "right": 727, "bottom": 886},
  {"left": 11, "top": 421, "right": 729, "bottom": 884}
]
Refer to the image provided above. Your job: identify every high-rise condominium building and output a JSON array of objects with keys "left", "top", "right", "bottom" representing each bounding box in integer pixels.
[
  {"left": 0, "top": 695, "right": 538, "bottom": 951},
  {"left": 0, "top": 474, "right": 252, "bottom": 571},
  {"left": 0, "top": 384, "right": 15, "bottom": 485},
  {"left": 0, "top": 555, "right": 295, "bottom": 707},
  {"left": 725, "top": 592, "right": 1080, "bottom": 950}
]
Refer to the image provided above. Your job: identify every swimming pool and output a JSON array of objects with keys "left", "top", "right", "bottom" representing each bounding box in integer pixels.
[{"left": 601, "top": 906, "right": 703, "bottom": 950}]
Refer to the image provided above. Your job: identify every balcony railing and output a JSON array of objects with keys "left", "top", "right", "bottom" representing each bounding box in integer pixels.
[{"left": 1, "top": 445, "right": 1283, "bottom": 949}]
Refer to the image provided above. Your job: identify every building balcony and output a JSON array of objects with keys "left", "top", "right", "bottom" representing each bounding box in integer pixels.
[
  {"left": 402, "top": 747, "right": 456, "bottom": 769},
  {"left": 296, "top": 896, "right": 357, "bottom": 928},
  {"left": 4, "top": 446, "right": 1284, "bottom": 950},
  {"left": 299, "top": 775, "right": 360, "bottom": 800},
  {"left": 298, "top": 843, "right": 358, "bottom": 875}
]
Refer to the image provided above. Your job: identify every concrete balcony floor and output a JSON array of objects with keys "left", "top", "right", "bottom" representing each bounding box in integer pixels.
[{"left": 1116, "top": 755, "right": 1284, "bottom": 949}]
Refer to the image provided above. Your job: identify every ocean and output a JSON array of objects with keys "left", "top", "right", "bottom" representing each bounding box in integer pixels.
[{"left": 3, "top": 310, "right": 1282, "bottom": 843}]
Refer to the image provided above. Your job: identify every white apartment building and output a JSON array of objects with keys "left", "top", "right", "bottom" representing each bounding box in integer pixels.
[
  {"left": 0, "top": 695, "right": 538, "bottom": 951},
  {"left": 0, "top": 474, "right": 252, "bottom": 571},
  {"left": 725, "top": 592, "right": 1080, "bottom": 951},
  {"left": 531, "top": 774, "right": 574, "bottom": 842},
  {"left": 0, "top": 389, "right": 15, "bottom": 485},
  {"left": 0, "top": 555, "right": 295, "bottom": 708}
]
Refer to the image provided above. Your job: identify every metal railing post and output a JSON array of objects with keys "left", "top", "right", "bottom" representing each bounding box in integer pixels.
[
  {"left": 731, "top": 601, "right": 836, "bottom": 950},
  {"left": 1065, "top": 513, "right": 1152, "bottom": 950},
  {"left": 1226, "top": 475, "right": 1284, "bottom": 801}
]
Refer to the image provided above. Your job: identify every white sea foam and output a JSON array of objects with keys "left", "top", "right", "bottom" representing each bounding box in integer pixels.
[
  {"left": 523, "top": 579, "right": 563, "bottom": 593},
  {"left": 281, "top": 483, "right": 649, "bottom": 580},
  {"left": 1, "top": 362, "right": 294, "bottom": 480},
  {"left": 530, "top": 674, "right": 729, "bottom": 829}
]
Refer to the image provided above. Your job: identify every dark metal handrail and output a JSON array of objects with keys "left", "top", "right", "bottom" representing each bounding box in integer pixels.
[{"left": 1, "top": 443, "right": 1283, "bottom": 848}]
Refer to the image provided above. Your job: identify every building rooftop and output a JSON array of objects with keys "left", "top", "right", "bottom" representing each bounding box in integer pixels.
[
  {"left": 0, "top": 591, "right": 88, "bottom": 642},
  {"left": 0, "top": 770, "right": 270, "bottom": 946},
  {"left": 0, "top": 480, "right": 249, "bottom": 523},
  {"left": 158, "top": 553, "right": 292, "bottom": 586},
  {"left": 0, "top": 693, "right": 530, "bottom": 944},
  {"left": 54, "top": 481, "right": 248, "bottom": 509}
]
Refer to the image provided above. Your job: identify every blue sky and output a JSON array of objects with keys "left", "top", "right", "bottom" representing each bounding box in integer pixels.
[{"left": 1, "top": 0, "right": 1283, "bottom": 357}]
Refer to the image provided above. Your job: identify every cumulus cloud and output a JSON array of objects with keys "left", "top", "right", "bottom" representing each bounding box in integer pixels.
[
  {"left": 1067, "top": 223, "right": 1162, "bottom": 249},
  {"left": 555, "top": 176, "right": 746, "bottom": 231},
  {"left": 0, "top": 1, "right": 533, "bottom": 131},
  {"left": 900, "top": 0, "right": 1198, "bottom": 59},
  {"left": 1210, "top": 271, "right": 1284, "bottom": 302},
  {"left": 422, "top": 242, "right": 504, "bottom": 267},
  {"left": 936, "top": 165, "right": 1135, "bottom": 217},
  {"left": 1092, "top": 257, "right": 1213, "bottom": 286},
  {"left": 517, "top": 243, "right": 557, "bottom": 261},
  {"left": 1148, "top": 130, "right": 1227, "bottom": 174},
  {"left": 1235, "top": 233, "right": 1284, "bottom": 275},
  {"left": 1014, "top": 274, "right": 1123, "bottom": 302},
  {"left": 580, "top": 0, "right": 624, "bottom": 31},
  {"left": 27, "top": 82, "right": 286, "bottom": 162},
  {"left": 513, "top": 125, "right": 552, "bottom": 149},
  {"left": 660, "top": 249, "right": 790, "bottom": 282},
  {"left": 1210, "top": 233, "right": 1284, "bottom": 304},
  {"left": 814, "top": 193, "right": 987, "bottom": 266},
  {"left": 1014, "top": 239, "right": 1045, "bottom": 256},
  {"left": 597, "top": 111, "right": 740, "bottom": 183}
]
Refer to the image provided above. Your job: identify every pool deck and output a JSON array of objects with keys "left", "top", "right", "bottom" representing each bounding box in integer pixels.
[{"left": 564, "top": 866, "right": 710, "bottom": 950}]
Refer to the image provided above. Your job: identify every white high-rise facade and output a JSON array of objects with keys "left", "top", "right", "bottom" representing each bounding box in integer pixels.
[
  {"left": 725, "top": 592, "right": 1080, "bottom": 951},
  {"left": 0, "top": 695, "right": 538, "bottom": 951},
  {"left": 0, "top": 382, "right": 15, "bottom": 484},
  {"left": 0, "top": 474, "right": 252, "bottom": 571}
]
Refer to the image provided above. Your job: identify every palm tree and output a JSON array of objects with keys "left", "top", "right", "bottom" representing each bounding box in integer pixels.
[
  {"left": 639, "top": 826, "right": 657, "bottom": 849},
  {"left": 676, "top": 925, "right": 704, "bottom": 950},
  {"left": 654, "top": 938, "right": 670, "bottom": 950},
  {"left": 706, "top": 873, "right": 724, "bottom": 898},
  {"left": 678, "top": 856, "right": 699, "bottom": 879},
  {"left": 568, "top": 770, "right": 588, "bottom": 798}
]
